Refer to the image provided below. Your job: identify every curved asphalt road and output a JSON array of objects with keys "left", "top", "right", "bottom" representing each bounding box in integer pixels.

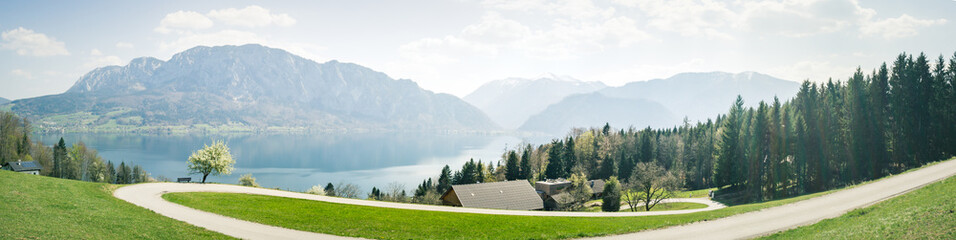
[
  {"left": 114, "top": 182, "right": 723, "bottom": 239},
  {"left": 114, "top": 158, "right": 956, "bottom": 240},
  {"left": 586, "top": 158, "right": 956, "bottom": 240}
]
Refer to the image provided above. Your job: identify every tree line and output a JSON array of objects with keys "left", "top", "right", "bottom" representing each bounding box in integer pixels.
[
  {"left": 417, "top": 52, "right": 956, "bottom": 204},
  {"left": 0, "top": 111, "right": 150, "bottom": 184}
]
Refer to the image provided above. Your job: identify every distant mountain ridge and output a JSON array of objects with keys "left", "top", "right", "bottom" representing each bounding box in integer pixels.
[
  {"left": 0, "top": 97, "right": 9, "bottom": 105},
  {"left": 472, "top": 71, "right": 799, "bottom": 134},
  {"left": 9, "top": 44, "right": 498, "bottom": 131},
  {"left": 518, "top": 92, "right": 676, "bottom": 134},
  {"left": 599, "top": 71, "right": 799, "bottom": 123},
  {"left": 464, "top": 74, "right": 606, "bottom": 129}
]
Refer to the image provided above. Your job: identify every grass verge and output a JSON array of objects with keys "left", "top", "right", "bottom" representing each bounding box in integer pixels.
[
  {"left": 761, "top": 175, "right": 956, "bottom": 239},
  {"left": 164, "top": 188, "right": 834, "bottom": 240},
  {"left": 583, "top": 201, "right": 709, "bottom": 212},
  {"left": 0, "top": 171, "right": 231, "bottom": 239}
]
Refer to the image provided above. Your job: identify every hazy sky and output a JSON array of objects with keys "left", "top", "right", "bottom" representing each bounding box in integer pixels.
[{"left": 1, "top": 0, "right": 954, "bottom": 100}]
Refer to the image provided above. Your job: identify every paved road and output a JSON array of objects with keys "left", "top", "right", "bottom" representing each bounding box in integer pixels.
[
  {"left": 114, "top": 158, "right": 955, "bottom": 240},
  {"left": 114, "top": 183, "right": 723, "bottom": 240},
  {"left": 586, "top": 158, "right": 956, "bottom": 240}
]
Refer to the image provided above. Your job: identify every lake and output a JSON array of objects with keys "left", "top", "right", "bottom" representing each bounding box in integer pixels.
[{"left": 38, "top": 133, "right": 550, "bottom": 194}]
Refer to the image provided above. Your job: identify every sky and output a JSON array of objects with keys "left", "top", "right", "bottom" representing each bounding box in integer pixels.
[{"left": 1, "top": 0, "right": 955, "bottom": 100}]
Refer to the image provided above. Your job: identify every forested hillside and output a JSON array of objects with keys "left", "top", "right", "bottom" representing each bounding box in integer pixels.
[
  {"left": 0, "top": 111, "right": 149, "bottom": 184},
  {"left": 424, "top": 52, "right": 956, "bottom": 204}
]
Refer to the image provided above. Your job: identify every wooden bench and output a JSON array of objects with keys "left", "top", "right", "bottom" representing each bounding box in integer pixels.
[{"left": 177, "top": 177, "right": 191, "bottom": 183}]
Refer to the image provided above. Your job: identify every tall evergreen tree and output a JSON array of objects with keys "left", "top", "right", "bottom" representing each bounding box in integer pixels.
[
  {"left": 519, "top": 146, "right": 532, "bottom": 180},
  {"left": 437, "top": 165, "right": 452, "bottom": 193},
  {"left": 545, "top": 140, "right": 565, "bottom": 179},
  {"left": 53, "top": 138, "right": 67, "bottom": 178},
  {"left": 846, "top": 68, "right": 869, "bottom": 181},
  {"left": 106, "top": 161, "right": 116, "bottom": 184},
  {"left": 868, "top": 64, "right": 890, "bottom": 178},
  {"left": 563, "top": 136, "right": 576, "bottom": 176},
  {"left": 714, "top": 96, "right": 744, "bottom": 188},
  {"left": 505, "top": 150, "right": 519, "bottom": 180}
]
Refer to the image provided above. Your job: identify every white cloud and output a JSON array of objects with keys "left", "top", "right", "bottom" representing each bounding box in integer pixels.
[
  {"left": 860, "top": 14, "right": 947, "bottom": 39},
  {"left": 158, "top": 30, "right": 266, "bottom": 55},
  {"left": 1, "top": 27, "right": 70, "bottom": 56},
  {"left": 154, "top": 10, "right": 213, "bottom": 34},
  {"left": 11, "top": 69, "right": 33, "bottom": 79},
  {"left": 460, "top": 12, "right": 531, "bottom": 44},
  {"left": 399, "top": 1, "right": 650, "bottom": 63},
  {"left": 768, "top": 60, "right": 856, "bottom": 83},
  {"left": 614, "top": 0, "right": 944, "bottom": 39},
  {"left": 736, "top": 0, "right": 872, "bottom": 38},
  {"left": 115, "top": 41, "right": 134, "bottom": 49},
  {"left": 620, "top": 0, "right": 736, "bottom": 39},
  {"left": 390, "top": 0, "right": 653, "bottom": 95},
  {"left": 207, "top": 5, "right": 296, "bottom": 27},
  {"left": 81, "top": 49, "right": 123, "bottom": 70},
  {"left": 590, "top": 58, "right": 710, "bottom": 86},
  {"left": 483, "top": 0, "right": 615, "bottom": 20}
]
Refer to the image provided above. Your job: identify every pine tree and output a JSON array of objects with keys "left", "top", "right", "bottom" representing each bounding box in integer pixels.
[
  {"left": 117, "top": 162, "right": 128, "bottom": 184},
  {"left": 714, "top": 96, "right": 744, "bottom": 188},
  {"left": 868, "top": 64, "right": 890, "bottom": 178},
  {"left": 545, "top": 140, "right": 565, "bottom": 179},
  {"left": 519, "top": 146, "right": 532, "bottom": 180},
  {"left": 563, "top": 136, "right": 576, "bottom": 176},
  {"left": 846, "top": 68, "right": 869, "bottom": 181},
  {"left": 505, "top": 150, "right": 519, "bottom": 180},
  {"left": 106, "top": 161, "right": 116, "bottom": 184},
  {"left": 53, "top": 138, "right": 67, "bottom": 178},
  {"left": 325, "top": 183, "right": 336, "bottom": 196},
  {"left": 437, "top": 165, "right": 452, "bottom": 193},
  {"left": 596, "top": 152, "right": 616, "bottom": 180}
]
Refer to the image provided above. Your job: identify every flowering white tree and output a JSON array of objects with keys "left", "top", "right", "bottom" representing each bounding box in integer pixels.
[{"left": 187, "top": 140, "right": 235, "bottom": 183}]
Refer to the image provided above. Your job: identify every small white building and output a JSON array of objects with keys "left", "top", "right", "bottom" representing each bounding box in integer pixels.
[{"left": 2, "top": 160, "right": 41, "bottom": 175}]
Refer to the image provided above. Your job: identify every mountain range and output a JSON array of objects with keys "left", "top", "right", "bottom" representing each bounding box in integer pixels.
[
  {"left": 599, "top": 72, "right": 800, "bottom": 123},
  {"left": 518, "top": 93, "right": 676, "bottom": 134},
  {"left": 463, "top": 74, "right": 606, "bottom": 129},
  {"left": 0, "top": 97, "right": 9, "bottom": 105},
  {"left": 469, "top": 71, "right": 800, "bottom": 134},
  {"left": 7, "top": 44, "right": 498, "bottom": 132}
]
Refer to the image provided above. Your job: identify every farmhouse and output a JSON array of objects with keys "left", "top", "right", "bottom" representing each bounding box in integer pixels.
[
  {"left": 2, "top": 160, "right": 41, "bottom": 175},
  {"left": 440, "top": 180, "right": 544, "bottom": 210},
  {"left": 535, "top": 179, "right": 606, "bottom": 197}
]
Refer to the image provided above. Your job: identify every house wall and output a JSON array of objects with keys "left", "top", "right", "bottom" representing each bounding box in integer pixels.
[{"left": 441, "top": 189, "right": 462, "bottom": 207}]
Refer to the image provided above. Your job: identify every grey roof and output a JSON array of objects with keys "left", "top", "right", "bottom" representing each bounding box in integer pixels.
[
  {"left": 588, "top": 180, "right": 605, "bottom": 194},
  {"left": 445, "top": 180, "right": 543, "bottom": 210},
  {"left": 549, "top": 192, "right": 576, "bottom": 204},
  {"left": 3, "top": 161, "right": 41, "bottom": 172}
]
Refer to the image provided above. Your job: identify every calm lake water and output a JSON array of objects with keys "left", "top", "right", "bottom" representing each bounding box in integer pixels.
[{"left": 38, "top": 133, "right": 548, "bottom": 194}]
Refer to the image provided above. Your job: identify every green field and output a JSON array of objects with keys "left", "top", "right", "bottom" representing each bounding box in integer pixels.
[
  {"left": 584, "top": 201, "right": 709, "bottom": 212},
  {"left": 762, "top": 175, "right": 956, "bottom": 239},
  {"left": 676, "top": 187, "right": 717, "bottom": 198},
  {"left": 628, "top": 202, "right": 710, "bottom": 212},
  {"left": 0, "top": 171, "right": 230, "bottom": 239},
  {"left": 165, "top": 188, "right": 834, "bottom": 240}
]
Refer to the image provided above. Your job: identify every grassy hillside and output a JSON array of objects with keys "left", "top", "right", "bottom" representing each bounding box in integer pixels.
[
  {"left": 0, "top": 171, "right": 230, "bottom": 239},
  {"left": 165, "top": 188, "right": 833, "bottom": 239},
  {"left": 762, "top": 175, "right": 956, "bottom": 239}
]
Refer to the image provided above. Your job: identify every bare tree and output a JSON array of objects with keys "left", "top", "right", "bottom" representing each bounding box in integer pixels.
[
  {"left": 335, "top": 182, "right": 361, "bottom": 199},
  {"left": 384, "top": 182, "right": 408, "bottom": 202},
  {"left": 625, "top": 162, "right": 681, "bottom": 211}
]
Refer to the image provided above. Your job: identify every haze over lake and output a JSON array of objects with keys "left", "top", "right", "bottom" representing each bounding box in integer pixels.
[{"left": 38, "top": 133, "right": 546, "bottom": 193}]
